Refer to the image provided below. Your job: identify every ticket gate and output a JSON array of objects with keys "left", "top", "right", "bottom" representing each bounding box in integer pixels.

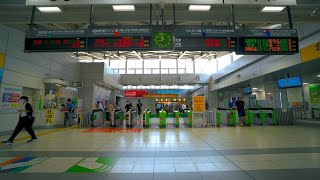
[
  {"left": 143, "top": 110, "right": 151, "bottom": 128},
  {"left": 110, "top": 110, "right": 125, "bottom": 127},
  {"left": 217, "top": 108, "right": 236, "bottom": 126},
  {"left": 247, "top": 108, "right": 276, "bottom": 125},
  {"left": 126, "top": 110, "right": 138, "bottom": 127},
  {"left": 159, "top": 110, "right": 167, "bottom": 128}
]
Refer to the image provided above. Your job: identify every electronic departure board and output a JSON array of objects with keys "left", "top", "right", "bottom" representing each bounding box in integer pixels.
[
  {"left": 25, "top": 29, "right": 87, "bottom": 52},
  {"left": 25, "top": 38, "right": 86, "bottom": 51},
  {"left": 174, "top": 27, "right": 237, "bottom": 51},
  {"left": 87, "top": 37, "right": 151, "bottom": 51},
  {"left": 174, "top": 37, "right": 237, "bottom": 51},
  {"left": 237, "top": 29, "right": 299, "bottom": 55}
]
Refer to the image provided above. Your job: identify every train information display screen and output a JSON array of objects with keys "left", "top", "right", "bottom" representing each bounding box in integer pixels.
[
  {"left": 174, "top": 37, "right": 237, "bottom": 51},
  {"left": 25, "top": 38, "right": 86, "bottom": 52},
  {"left": 237, "top": 29, "right": 299, "bottom": 54},
  {"left": 87, "top": 37, "right": 151, "bottom": 50}
]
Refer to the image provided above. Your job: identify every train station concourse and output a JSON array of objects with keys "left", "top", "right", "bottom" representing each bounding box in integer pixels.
[{"left": 0, "top": 0, "right": 320, "bottom": 179}]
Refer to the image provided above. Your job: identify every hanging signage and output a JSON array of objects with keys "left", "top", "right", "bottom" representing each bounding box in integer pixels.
[
  {"left": 46, "top": 109, "right": 54, "bottom": 123},
  {"left": 237, "top": 29, "right": 299, "bottom": 54},
  {"left": 25, "top": 30, "right": 87, "bottom": 52},
  {"left": 300, "top": 41, "right": 320, "bottom": 63},
  {"left": 124, "top": 90, "right": 148, "bottom": 98},
  {"left": 193, "top": 96, "right": 205, "bottom": 112},
  {"left": 156, "top": 90, "right": 180, "bottom": 94},
  {"left": 143, "top": 94, "right": 178, "bottom": 98},
  {"left": 174, "top": 27, "right": 237, "bottom": 51},
  {"left": 309, "top": 85, "right": 320, "bottom": 104},
  {"left": 0, "top": 85, "right": 23, "bottom": 109}
]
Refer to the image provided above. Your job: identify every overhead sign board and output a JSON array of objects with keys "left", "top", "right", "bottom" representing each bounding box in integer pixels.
[
  {"left": 237, "top": 29, "right": 299, "bottom": 55},
  {"left": 88, "top": 26, "right": 152, "bottom": 37},
  {"left": 25, "top": 30, "right": 87, "bottom": 52},
  {"left": 125, "top": 90, "right": 148, "bottom": 98},
  {"left": 174, "top": 27, "right": 237, "bottom": 51},
  {"left": 300, "top": 41, "right": 320, "bottom": 63},
  {"left": 193, "top": 96, "right": 205, "bottom": 113}
]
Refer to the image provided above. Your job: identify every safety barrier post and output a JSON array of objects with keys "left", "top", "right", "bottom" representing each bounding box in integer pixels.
[
  {"left": 188, "top": 110, "right": 192, "bottom": 127},
  {"left": 175, "top": 111, "right": 179, "bottom": 127},
  {"left": 216, "top": 111, "right": 221, "bottom": 127}
]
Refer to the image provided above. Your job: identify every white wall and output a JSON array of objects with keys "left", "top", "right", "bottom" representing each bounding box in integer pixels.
[{"left": 0, "top": 24, "right": 80, "bottom": 133}]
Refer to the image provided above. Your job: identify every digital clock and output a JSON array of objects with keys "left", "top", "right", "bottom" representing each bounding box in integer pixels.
[
  {"left": 87, "top": 37, "right": 151, "bottom": 51},
  {"left": 25, "top": 38, "right": 86, "bottom": 52}
]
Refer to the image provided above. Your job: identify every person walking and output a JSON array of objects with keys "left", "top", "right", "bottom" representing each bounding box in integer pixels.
[
  {"left": 67, "top": 98, "right": 75, "bottom": 126},
  {"left": 235, "top": 96, "right": 246, "bottom": 127},
  {"left": 2, "top": 96, "right": 37, "bottom": 144},
  {"left": 136, "top": 100, "right": 143, "bottom": 121}
]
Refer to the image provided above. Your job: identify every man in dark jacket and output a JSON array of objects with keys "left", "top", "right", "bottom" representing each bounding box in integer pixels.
[{"left": 2, "top": 96, "right": 37, "bottom": 144}]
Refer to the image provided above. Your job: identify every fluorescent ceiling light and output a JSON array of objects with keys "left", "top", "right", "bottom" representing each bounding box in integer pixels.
[
  {"left": 261, "top": 6, "right": 285, "bottom": 12},
  {"left": 79, "top": 59, "right": 93, "bottom": 63},
  {"left": 189, "top": 5, "right": 211, "bottom": 11},
  {"left": 317, "top": 75, "right": 320, "bottom": 77},
  {"left": 113, "top": 5, "right": 135, "bottom": 11},
  {"left": 252, "top": 88, "right": 258, "bottom": 90},
  {"left": 303, "top": 83, "right": 309, "bottom": 85},
  {"left": 37, "top": 7, "right": 62, "bottom": 13}
]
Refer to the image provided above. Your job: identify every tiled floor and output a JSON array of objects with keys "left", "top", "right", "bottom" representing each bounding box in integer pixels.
[{"left": 0, "top": 125, "right": 320, "bottom": 179}]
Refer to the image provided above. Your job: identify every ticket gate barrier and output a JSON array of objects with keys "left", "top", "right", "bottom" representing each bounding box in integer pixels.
[
  {"left": 126, "top": 110, "right": 138, "bottom": 127},
  {"left": 245, "top": 109, "right": 253, "bottom": 126},
  {"left": 217, "top": 108, "right": 236, "bottom": 126},
  {"left": 110, "top": 110, "right": 125, "bottom": 127},
  {"left": 159, "top": 110, "right": 167, "bottom": 128},
  {"left": 188, "top": 110, "right": 192, "bottom": 127},
  {"left": 216, "top": 111, "right": 221, "bottom": 127},
  {"left": 144, "top": 110, "right": 151, "bottom": 128},
  {"left": 246, "top": 108, "right": 276, "bottom": 125},
  {"left": 175, "top": 111, "right": 179, "bottom": 127}
]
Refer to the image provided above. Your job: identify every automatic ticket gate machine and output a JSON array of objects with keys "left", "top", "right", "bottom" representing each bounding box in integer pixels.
[
  {"left": 110, "top": 109, "right": 125, "bottom": 127},
  {"left": 247, "top": 108, "right": 276, "bottom": 125},
  {"left": 159, "top": 110, "right": 167, "bottom": 128},
  {"left": 143, "top": 110, "right": 151, "bottom": 128},
  {"left": 217, "top": 108, "right": 237, "bottom": 126}
]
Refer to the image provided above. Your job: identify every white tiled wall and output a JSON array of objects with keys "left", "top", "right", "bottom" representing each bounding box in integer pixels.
[{"left": 0, "top": 24, "right": 81, "bottom": 132}]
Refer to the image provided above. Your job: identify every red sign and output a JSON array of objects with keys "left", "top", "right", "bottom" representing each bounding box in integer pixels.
[{"left": 124, "top": 90, "right": 148, "bottom": 98}]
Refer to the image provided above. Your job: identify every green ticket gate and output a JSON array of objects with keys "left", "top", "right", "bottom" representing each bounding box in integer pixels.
[
  {"left": 188, "top": 110, "right": 192, "bottom": 127},
  {"left": 159, "top": 110, "right": 167, "bottom": 128},
  {"left": 245, "top": 109, "right": 253, "bottom": 126},
  {"left": 144, "top": 110, "right": 150, "bottom": 128},
  {"left": 175, "top": 111, "right": 179, "bottom": 127},
  {"left": 217, "top": 108, "right": 236, "bottom": 126},
  {"left": 247, "top": 108, "right": 276, "bottom": 125}
]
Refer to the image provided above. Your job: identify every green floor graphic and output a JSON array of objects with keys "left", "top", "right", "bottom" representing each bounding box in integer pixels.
[{"left": 67, "top": 157, "right": 119, "bottom": 173}]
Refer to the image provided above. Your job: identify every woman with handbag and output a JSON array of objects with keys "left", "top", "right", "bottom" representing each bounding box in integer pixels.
[{"left": 2, "top": 96, "right": 37, "bottom": 145}]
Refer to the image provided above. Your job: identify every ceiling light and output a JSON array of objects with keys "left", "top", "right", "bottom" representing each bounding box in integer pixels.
[
  {"left": 189, "top": 5, "right": 211, "bottom": 11},
  {"left": 37, "top": 7, "right": 62, "bottom": 13},
  {"left": 79, "top": 59, "right": 93, "bottom": 63},
  {"left": 261, "top": 6, "right": 285, "bottom": 12},
  {"left": 317, "top": 75, "right": 320, "bottom": 77},
  {"left": 303, "top": 83, "right": 309, "bottom": 85},
  {"left": 113, "top": 5, "right": 135, "bottom": 11},
  {"left": 266, "top": 93, "right": 272, "bottom": 95},
  {"left": 252, "top": 88, "right": 258, "bottom": 90}
]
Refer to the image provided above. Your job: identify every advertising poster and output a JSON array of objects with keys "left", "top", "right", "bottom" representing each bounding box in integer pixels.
[
  {"left": 0, "top": 84, "right": 23, "bottom": 109},
  {"left": 0, "top": 69, "right": 3, "bottom": 84},
  {"left": 309, "top": 85, "right": 320, "bottom": 105}
]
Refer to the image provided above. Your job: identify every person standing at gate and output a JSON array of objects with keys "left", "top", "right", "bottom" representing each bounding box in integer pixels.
[
  {"left": 67, "top": 98, "right": 75, "bottom": 126},
  {"left": 235, "top": 96, "right": 246, "bottom": 127},
  {"left": 105, "top": 101, "right": 114, "bottom": 122},
  {"left": 136, "top": 100, "right": 143, "bottom": 121},
  {"left": 2, "top": 96, "right": 37, "bottom": 144}
]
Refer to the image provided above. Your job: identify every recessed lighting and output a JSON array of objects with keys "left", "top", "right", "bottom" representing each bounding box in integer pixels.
[
  {"left": 261, "top": 6, "right": 285, "bottom": 12},
  {"left": 189, "top": 5, "right": 211, "bottom": 11},
  {"left": 112, "top": 5, "right": 135, "bottom": 11},
  {"left": 37, "top": 7, "right": 62, "bottom": 13}
]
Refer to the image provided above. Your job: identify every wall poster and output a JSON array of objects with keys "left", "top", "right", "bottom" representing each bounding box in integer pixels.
[{"left": 0, "top": 84, "right": 23, "bottom": 110}]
